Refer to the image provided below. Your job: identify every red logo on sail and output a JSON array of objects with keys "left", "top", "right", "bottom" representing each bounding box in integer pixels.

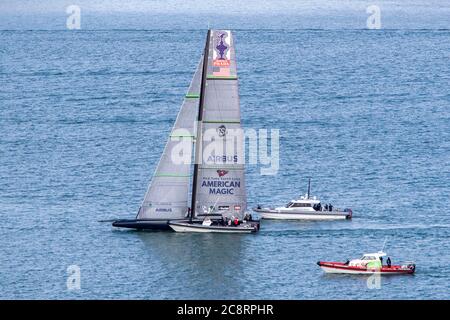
[
  {"left": 213, "top": 60, "right": 230, "bottom": 67},
  {"left": 234, "top": 205, "right": 241, "bottom": 211},
  {"left": 217, "top": 170, "right": 229, "bottom": 177}
]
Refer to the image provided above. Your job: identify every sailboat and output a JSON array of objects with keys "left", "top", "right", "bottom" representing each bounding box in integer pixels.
[
  {"left": 168, "top": 30, "right": 259, "bottom": 233},
  {"left": 113, "top": 29, "right": 259, "bottom": 233},
  {"left": 253, "top": 179, "right": 353, "bottom": 220}
]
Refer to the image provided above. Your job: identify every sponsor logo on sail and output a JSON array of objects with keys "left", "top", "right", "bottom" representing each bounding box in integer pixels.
[
  {"left": 216, "top": 125, "right": 227, "bottom": 137},
  {"left": 213, "top": 31, "right": 231, "bottom": 76},
  {"left": 201, "top": 178, "right": 241, "bottom": 195},
  {"left": 213, "top": 32, "right": 230, "bottom": 67},
  {"left": 206, "top": 155, "right": 238, "bottom": 164},
  {"left": 217, "top": 169, "right": 229, "bottom": 177},
  {"left": 234, "top": 205, "right": 241, "bottom": 211}
]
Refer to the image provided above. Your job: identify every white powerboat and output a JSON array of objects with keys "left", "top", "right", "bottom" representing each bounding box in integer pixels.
[{"left": 253, "top": 179, "right": 352, "bottom": 220}]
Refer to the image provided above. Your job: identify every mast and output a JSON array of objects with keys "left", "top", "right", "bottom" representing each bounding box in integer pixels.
[{"left": 190, "top": 29, "right": 211, "bottom": 222}]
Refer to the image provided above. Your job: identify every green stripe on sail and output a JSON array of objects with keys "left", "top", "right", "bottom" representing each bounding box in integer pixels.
[
  {"left": 207, "top": 75, "right": 238, "bottom": 80},
  {"left": 154, "top": 173, "right": 190, "bottom": 178},
  {"left": 202, "top": 120, "right": 241, "bottom": 124},
  {"left": 185, "top": 93, "right": 200, "bottom": 98},
  {"left": 199, "top": 166, "right": 245, "bottom": 170},
  {"left": 170, "top": 134, "right": 195, "bottom": 138}
]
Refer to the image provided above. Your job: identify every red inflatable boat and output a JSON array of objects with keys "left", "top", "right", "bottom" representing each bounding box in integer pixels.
[{"left": 317, "top": 251, "right": 416, "bottom": 275}]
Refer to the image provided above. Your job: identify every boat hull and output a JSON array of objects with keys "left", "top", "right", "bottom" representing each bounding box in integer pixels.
[
  {"left": 168, "top": 221, "right": 259, "bottom": 233},
  {"left": 317, "top": 262, "right": 415, "bottom": 275},
  {"left": 253, "top": 208, "right": 352, "bottom": 220},
  {"left": 112, "top": 218, "right": 188, "bottom": 230}
]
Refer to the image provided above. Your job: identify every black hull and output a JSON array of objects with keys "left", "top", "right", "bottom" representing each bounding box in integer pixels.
[{"left": 112, "top": 219, "right": 173, "bottom": 230}]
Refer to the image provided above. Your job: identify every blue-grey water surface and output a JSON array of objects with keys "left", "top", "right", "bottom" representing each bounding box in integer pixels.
[{"left": 0, "top": 28, "right": 449, "bottom": 299}]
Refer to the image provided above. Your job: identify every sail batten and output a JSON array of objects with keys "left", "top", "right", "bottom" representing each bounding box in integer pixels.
[
  {"left": 202, "top": 120, "right": 241, "bottom": 123},
  {"left": 206, "top": 76, "right": 238, "bottom": 80}
]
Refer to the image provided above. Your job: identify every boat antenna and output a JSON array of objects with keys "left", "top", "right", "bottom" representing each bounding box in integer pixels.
[
  {"left": 307, "top": 178, "right": 311, "bottom": 199},
  {"left": 381, "top": 236, "right": 388, "bottom": 252},
  {"left": 190, "top": 29, "right": 211, "bottom": 223}
]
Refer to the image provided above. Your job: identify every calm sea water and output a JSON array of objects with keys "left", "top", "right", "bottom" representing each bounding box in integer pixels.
[{"left": 0, "top": 28, "right": 449, "bottom": 299}]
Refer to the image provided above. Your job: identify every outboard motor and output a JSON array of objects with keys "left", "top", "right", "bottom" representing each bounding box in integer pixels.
[
  {"left": 345, "top": 209, "right": 353, "bottom": 219},
  {"left": 407, "top": 263, "right": 416, "bottom": 271}
]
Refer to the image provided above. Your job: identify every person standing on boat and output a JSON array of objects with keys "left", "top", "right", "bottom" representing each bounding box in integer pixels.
[
  {"left": 387, "top": 257, "right": 392, "bottom": 268},
  {"left": 329, "top": 204, "right": 333, "bottom": 211}
]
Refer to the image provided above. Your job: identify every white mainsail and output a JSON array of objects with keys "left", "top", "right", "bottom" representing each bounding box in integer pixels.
[
  {"left": 192, "top": 30, "right": 247, "bottom": 219},
  {"left": 137, "top": 59, "right": 203, "bottom": 220}
]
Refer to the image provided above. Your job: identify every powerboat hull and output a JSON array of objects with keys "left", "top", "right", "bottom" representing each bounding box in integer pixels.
[
  {"left": 112, "top": 218, "right": 189, "bottom": 230},
  {"left": 253, "top": 208, "right": 352, "bottom": 220},
  {"left": 317, "top": 262, "right": 415, "bottom": 275},
  {"left": 168, "top": 220, "right": 259, "bottom": 233}
]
